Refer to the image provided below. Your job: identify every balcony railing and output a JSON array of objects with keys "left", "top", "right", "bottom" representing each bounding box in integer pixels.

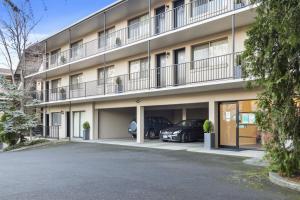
[
  {"left": 43, "top": 0, "right": 251, "bottom": 70},
  {"left": 32, "top": 53, "right": 244, "bottom": 103}
]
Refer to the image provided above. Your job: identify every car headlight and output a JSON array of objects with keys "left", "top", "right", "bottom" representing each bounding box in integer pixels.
[{"left": 173, "top": 130, "right": 181, "bottom": 136}]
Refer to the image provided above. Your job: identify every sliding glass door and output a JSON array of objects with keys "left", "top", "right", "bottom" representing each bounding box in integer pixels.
[{"left": 73, "top": 111, "right": 86, "bottom": 138}]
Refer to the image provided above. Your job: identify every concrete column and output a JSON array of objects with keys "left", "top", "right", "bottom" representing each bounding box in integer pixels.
[
  {"left": 209, "top": 100, "right": 218, "bottom": 148},
  {"left": 42, "top": 108, "right": 47, "bottom": 137},
  {"left": 136, "top": 105, "right": 144, "bottom": 144},
  {"left": 182, "top": 108, "right": 187, "bottom": 120},
  {"left": 93, "top": 106, "right": 99, "bottom": 140}
]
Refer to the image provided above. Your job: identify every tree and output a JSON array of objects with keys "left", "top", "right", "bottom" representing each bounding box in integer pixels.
[
  {"left": 243, "top": 0, "right": 300, "bottom": 177},
  {"left": 0, "top": 0, "right": 39, "bottom": 111},
  {"left": 0, "top": 77, "right": 38, "bottom": 146}
]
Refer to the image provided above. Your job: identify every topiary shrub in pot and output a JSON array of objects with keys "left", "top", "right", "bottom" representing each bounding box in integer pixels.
[
  {"left": 83, "top": 121, "right": 90, "bottom": 140},
  {"left": 203, "top": 120, "right": 215, "bottom": 149}
]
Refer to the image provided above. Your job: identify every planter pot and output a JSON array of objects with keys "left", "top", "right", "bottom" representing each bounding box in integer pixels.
[
  {"left": 204, "top": 132, "right": 215, "bottom": 149},
  {"left": 0, "top": 143, "right": 3, "bottom": 150},
  {"left": 83, "top": 129, "right": 90, "bottom": 140},
  {"left": 115, "top": 84, "right": 123, "bottom": 93}
]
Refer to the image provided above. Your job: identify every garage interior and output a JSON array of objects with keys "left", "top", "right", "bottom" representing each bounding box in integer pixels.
[
  {"left": 145, "top": 103, "right": 209, "bottom": 125},
  {"left": 97, "top": 103, "right": 209, "bottom": 143}
]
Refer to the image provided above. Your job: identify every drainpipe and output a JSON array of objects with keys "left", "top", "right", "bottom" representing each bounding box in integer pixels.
[
  {"left": 232, "top": 14, "right": 236, "bottom": 78},
  {"left": 68, "top": 28, "right": 72, "bottom": 141},
  {"left": 148, "top": 0, "right": 151, "bottom": 89},
  {"left": 103, "top": 12, "right": 106, "bottom": 95}
]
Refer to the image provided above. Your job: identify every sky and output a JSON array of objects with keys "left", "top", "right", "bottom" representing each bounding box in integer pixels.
[{"left": 0, "top": 0, "right": 116, "bottom": 69}]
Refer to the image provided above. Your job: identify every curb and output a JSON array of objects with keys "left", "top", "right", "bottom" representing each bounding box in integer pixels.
[
  {"left": 269, "top": 172, "right": 300, "bottom": 192},
  {"left": 6, "top": 141, "right": 69, "bottom": 152}
]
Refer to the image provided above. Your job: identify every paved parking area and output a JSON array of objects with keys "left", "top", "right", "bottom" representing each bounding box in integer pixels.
[{"left": 0, "top": 142, "right": 298, "bottom": 200}]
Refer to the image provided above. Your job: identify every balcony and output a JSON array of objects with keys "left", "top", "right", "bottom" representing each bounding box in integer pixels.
[
  {"left": 31, "top": 53, "right": 244, "bottom": 104},
  {"left": 42, "top": 0, "right": 251, "bottom": 70}
]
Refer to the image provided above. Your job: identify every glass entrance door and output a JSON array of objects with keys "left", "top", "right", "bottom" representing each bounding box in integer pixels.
[
  {"left": 156, "top": 53, "right": 167, "bottom": 88},
  {"left": 174, "top": 48, "right": 186, "bottom": 85},
  {"left": 219, "top": 102, "right": 237, "bottom": 147}
]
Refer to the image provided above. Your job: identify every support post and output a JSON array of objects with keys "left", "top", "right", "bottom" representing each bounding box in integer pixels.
[
  {"left": 136, "top": 105, "right": 144, "bottom": 144},
  {"left": 232, "top": 14, "right": 236, "bottom": 78},
  {"left": 148, "top": 0, "right": 151, "bottom": 89},
  {"left": 209, "top": 100, "right": 218, "bottom": 148},
  {"left": 182, "top": 108, "right": 187, "bottom": 120}
]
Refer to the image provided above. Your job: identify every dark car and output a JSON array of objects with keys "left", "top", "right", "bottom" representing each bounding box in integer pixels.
[
  {"left": 160, "top": 119, "right": 205, "bottom": 142},
  {"left": 128, "top": 117, "right": 173, "bottom": 139}
]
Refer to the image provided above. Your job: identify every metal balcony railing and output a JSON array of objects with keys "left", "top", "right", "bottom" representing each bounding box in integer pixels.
[
  {"left": 42, "top": 0, "right": 251, "bottom": 70},
  {"left": 32, "top": 53, "right": 244, "bottom": 103}
]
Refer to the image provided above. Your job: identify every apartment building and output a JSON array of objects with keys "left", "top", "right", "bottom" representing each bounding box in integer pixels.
[{"left": 27, "top": 0, "right": 261, "bottom": 149}]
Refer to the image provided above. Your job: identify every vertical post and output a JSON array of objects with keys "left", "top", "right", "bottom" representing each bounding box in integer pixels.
[
  {"left": 68, "top": 28, "right": 72, "bottom": 142},
  {"left": 232, "top": 14, "right": 236, "bottom": 78},
  {"left": 136, "top": 105, "right": 144, "bottom": 144},
  {"left": 103, "top": 12, "right": 107, "bottom": 95},
  {"left": 182, "top": 108, "right": 187, "bottom": 120},
  {"left": 43, "top": 108, "right": 46, "bottom": 137},
  {"left": 148, "top": 0, "right": 151, "bottom": 89},
  {"left": 209, "top": 100, "right": 217, "bottom": 148},
  {"left": 44, "top": 41, "right": 47, "bottom": 70}
]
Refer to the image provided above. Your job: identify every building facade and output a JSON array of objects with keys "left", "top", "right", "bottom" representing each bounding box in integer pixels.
[{"left": 27, "top": 0, "right": 261, "bottom": 149}]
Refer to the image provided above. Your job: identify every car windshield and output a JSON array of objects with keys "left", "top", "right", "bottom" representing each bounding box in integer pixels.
[{"left": 175, "top": 120, "right": 196, "bottom": 127}]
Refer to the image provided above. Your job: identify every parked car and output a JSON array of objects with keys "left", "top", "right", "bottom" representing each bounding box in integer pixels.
[
  {"left": 128, "top": 117, "right": 173, "bottom": 139},
  {"left": 160, "top": 119, "right": 205, "bottom": 142}
]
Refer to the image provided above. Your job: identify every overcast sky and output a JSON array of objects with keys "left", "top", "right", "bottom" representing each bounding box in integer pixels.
[{"left": 0, "top": 0, "right": 115, "bottom": 69}]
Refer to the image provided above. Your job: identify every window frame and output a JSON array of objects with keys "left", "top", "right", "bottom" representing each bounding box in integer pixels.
[
  {"left": 128, "top": 57, "right": 149, "bottom": 80},
  {"left": 51, "top": 112, "right": 62, "bottom": 126}
]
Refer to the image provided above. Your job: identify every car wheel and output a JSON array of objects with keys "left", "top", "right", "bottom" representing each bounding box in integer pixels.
[{"left": 149, "top": 130, "right": 156, "bottom": 139}]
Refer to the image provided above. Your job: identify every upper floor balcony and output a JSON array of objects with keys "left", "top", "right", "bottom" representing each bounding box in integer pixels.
[
  {"left": 40, "top": 0, "right": 252, "bottom": 72},
  {"left": 30, "top": 52, "right": 244, "bottom": 105}
]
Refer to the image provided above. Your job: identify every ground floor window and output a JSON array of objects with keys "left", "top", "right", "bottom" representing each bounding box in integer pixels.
[
  {"left": 51, "top": 112, "right": 62, "bottom": 126},
  {"left": 219, "top": 100, "right": 261, "bottom": 149},
  {"left": 73, "top": 111, "right": 86, "bottom": 138}
]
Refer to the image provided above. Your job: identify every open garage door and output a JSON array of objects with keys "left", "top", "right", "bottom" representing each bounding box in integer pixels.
[
  {"left": 144, "top": 103, "right": 209, "bottom": 142},
  {"left": 98, "top": 107, "right": 136, "bottom": 139}
]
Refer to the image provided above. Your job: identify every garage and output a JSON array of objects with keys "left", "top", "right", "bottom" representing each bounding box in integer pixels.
[
  {"left": 98, "top": 107, "right": 136, "bottom": 139},
  {"left": 143, "top": 103, "right": 209, "bottom": 143},
  {"left": 97, "top": 103, "right": 208, "bottom": 143}
]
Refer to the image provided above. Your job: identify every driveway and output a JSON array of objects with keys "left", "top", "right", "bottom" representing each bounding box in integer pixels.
[{"left": 0, "top": 143, "right": 298, "bottom": 200}]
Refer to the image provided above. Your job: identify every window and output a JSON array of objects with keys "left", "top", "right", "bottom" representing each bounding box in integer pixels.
[
  {"left": 51, "top": 112, "right": 61, "bottom": 126},
  {"left": 70, "top": 40, "right": 83, "bottom": 58},
  {"left": 191, "top": 38, "right": 228, "bottom": 69},
  {"left": 128, "top": 14, "right": 149, "bottom": 40},
  {"left": 50, "top": 49, "right": 61, "bottom": 65},
  {"left": 51, "top": 79, "right": 61, "bottom": 93},
  {"left": 98, "top": 66, "right": 114, "bottom": 83},
  {"left": 70, "top": 74, "right": 82, "bottom": 90},
  {"left": 98, "top": 27, "right": 116, "bottom": 49},
  {"left": 129, "top": 58, "right": 148, "bottom": 80},
  {"left": 73, "top": 111, "right": 85, "bottom": 138}
]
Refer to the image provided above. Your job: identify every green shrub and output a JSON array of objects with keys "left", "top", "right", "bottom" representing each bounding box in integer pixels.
[
  {"left": 83, "top": 121, "right": 90, "bottom": 130},
  {"left": 203, "top": 120, "right": 213, "bottom": 133},
  {"left": 3, "top": 139, "right": 49, "bottom": 152},
  {"left": 0, "top": 132, "right": 19, "bottom": 146}
]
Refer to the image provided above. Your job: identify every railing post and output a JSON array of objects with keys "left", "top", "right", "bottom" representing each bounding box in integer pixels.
[{"left": 85, "top": 82, "right": 87, "bottom": 97}]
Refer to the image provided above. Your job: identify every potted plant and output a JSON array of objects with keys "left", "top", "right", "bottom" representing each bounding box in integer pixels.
[
  {"left": 83, "top": 121, "right": 90, "bottom": 140},
  {"left": 60, "top": 55, "right": 66, "bottom": 64},
  {"left": 59, "top": 88, "right": 66, "bottom": 100},
  {"left": 235, "top": 0, "right": 245, "bottom": 9},
  {"left": 115, "top": 76, "right": 123, "bottom": 93},
  {"left": 115, "top": 37, "right": 121, "bottom": 47},
  {"left": 203, "top": 120, "right": 215, "bottom": 149}
]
